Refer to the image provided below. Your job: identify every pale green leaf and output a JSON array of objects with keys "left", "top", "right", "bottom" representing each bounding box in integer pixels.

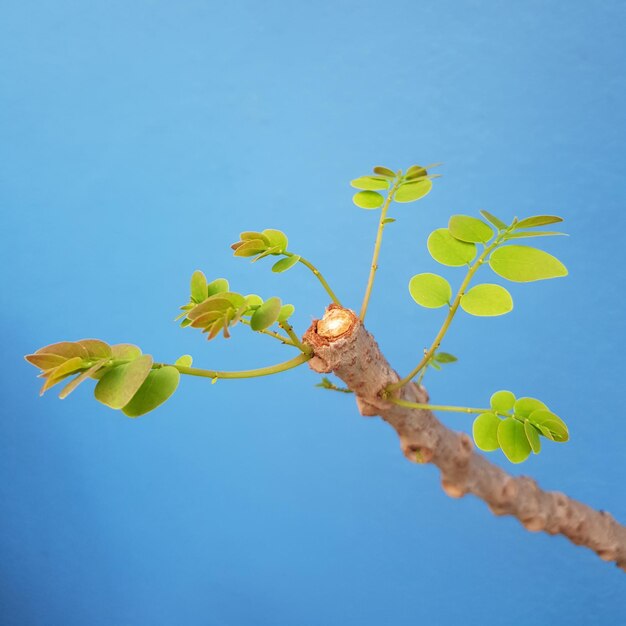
[
  {"left": 408, "top": 273, "right": 452, "bottom": 308},
  {"left": 77, "top": 339, "right": 112, "bottom": 359},
  {"left": 174, "top": 355, "right": 193, "bottom": 367},
  {"left": 497, "top": 417, "right": 532, "bottom": 463},
  {"left": 382, "top": 218, "right": 396, "bottom": 224},
  {"left": 433, "top": 352, "right": 457, "bottom": 363},
  {"left": 350, "top": 176, "right": 390, "bottom": 191},
  {"left": 448, "top": 215, "right": 494, "bottom": 243},
  {"left": 250, "top": 297, "right": 282, "bottom": 331},
  {"left": 262, "top": 229, "right": 288, "bottom": 253},
  {"left": 395, "top": 178, "right": 432, "bottom": 203},
  {"left": 524, "top": 420, "right": 542, "bottom": 454},
  {"left": 233, "top": 239, "right": 267, "bottom": 257},
  {"left": 353, "top": 190, "right": 384, "bottom": 209},
  {"left": 110, "top": 343, "right": 142, "bottom": 361},
  {"left": 515, "top": 215, "right": 563, "bottom": 229},
  {"left": 39, "top": 357, "right": 85, "bottom": 395},
  {"left": 94, "top": 355, "right": 153, "bottom": 409},
  {"left": 122, "top": 366, "right": 180, "bottom": 417},
  {"left": 427, "top": 228, "right": 477, "bottom": 266},
  {"left": 277, "top": 303, "right": 295, "bottom": 322},
  {"left": 528, "top": 409, "right": 569, "bottom": 442},
  {"left": 59, "top": 358, "right": 109, "bottom": 399},
  {"left": 190, "top": 270, "right": 208, "bottom": 303},
  {"left": 505, "top": 231, "right": 566, "bottom": 240},
  {"left": 460, "top": 284, "right": 513, "bottom": 316},
  {"left": 244, "top": 294, "right": 263, "bottom": 309},
  {"left": 489, "top": 245, "right": 568, "bottom": 282},
  {"left": 35, "top": 341, "right": 88, "bottom": 360},
  {"left": 405, "top": 164, "right": 428, "bottom": 180},
  {"left": 473, "top": 412, "right": 501, "bottom": 451},
  {"left": 514, "top": 397, "right": 548, "bottom": 418},
  {"left": 206, "top": 278, "right": 229, "bottom": 297},
  {"left": 490, "top": 390, "right": 516, "bottom": 412},
  {"left": 480, "top": 210, "right": 507, "bottom": 230},
  {"left": 240, "top": 231, "right": 270, "bottom": 244},
  {"left": 272, "top": 255, "right": 300, "bottom": 273}
]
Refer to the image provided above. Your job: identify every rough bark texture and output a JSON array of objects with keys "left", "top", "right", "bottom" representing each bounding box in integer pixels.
[{"left": 303, "top": 305, "right": 626, "bottom": 571}]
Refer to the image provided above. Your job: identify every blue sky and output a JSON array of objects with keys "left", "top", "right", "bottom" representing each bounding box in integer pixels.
[{"left": 1, "top": 1, "right": 625, "bottom": 624}]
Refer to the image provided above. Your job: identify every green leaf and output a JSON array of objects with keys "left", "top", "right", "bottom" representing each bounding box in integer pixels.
[
  {"left": 497, "top": 417, "right": 532, "bottom": 463},
  {"left": 39, "top": 357, "right": 85, "bottom": 395},
  {"left": 187, "top": 296, "right": 234, "bottom": 320},
  {"left": 513, "top": 397, "right": 548, "bottom": 418},
  {"left": 240, "top": 231, "right": 270, "bottom": 244},
  {"left": 490, "top": 390, "right": 516, "bottom": 412},
  {"left": 489, "top": 245, "right": 568, "bottom": 282},
  {"left": 59, "top": 358, "right": 109, "bottom": 399},
  {"left": 233, "top": 239, "right": 267, "bottom": 257},
  {"left": 405, "top": 165, "right": 428, "bottom": 180},
  {"left": 527, "top": 409, "right": 569, "bottom": 442},
  {"left": 373, "top": 166, "right": 396, "bottom": 178},
  {"left": 394, "top": 178, "right": 432, "bottom": 203},
  {"left": 94, "top": 355, "right": 153, "bottom": 409},
  {"left": 122, "top": 366, "right": 180, "bottom": 417},
  {"left": 353, "top": 190, "right": 384, "bottom": 209},
  {"left": 110, "top": 343, "right": 142, "bottom": 361},
  {"left": 515, "top": 215, "right": 563, "bottom": 229},
  {"left": 244, "top": 294, "right": 263, "bottom": 309},
  {"left": 206, "top": 278, "right": 229, "bottom": 297},
  {"left": 277, "top": 303, "right": 295, "bottom": 322},
  {"left": 408, "top": 273, "right": 452, "bottom": 308},
  {"left": 250, "top": 297, "right": 282, "bottom": 331},
  {"left": 480, "top": 210, "right": 507, "bottom": 230},
  {"left": 505, "top": 231, "right": 566, "bottom": 240},
  {"left": 262, "top": 229, "right": 288, "bottom": 253},
  {"left": 473, "top": 412, "right": 501, "bottom": 451},
  {"left": 174, "top": 355, "right": 193, "bottom": 367},
  {"left": 524, "top": 420, "right": 542, "bottom": 454},
  {"left": 382, "top": 218, "right": 396, "bottom": 224},
  {"left": 427, "top": 228, "right": 477, "bottom": 266},
  {"left": 460, "top": 284, "right": 513, "bottom": 317},
  {"left": 350, "top": 176, "right": 390, "bottom": 191},
  {"left": 433, "top": 352, "right": 457, "bottom": 363},
  {"left": 190, "top": 270, "right": 208, "bottom": 303},
  {"left": 272, "top": 255, "right": 300, "bottom": 273},
  {"left": 448, "top": 215, "right": 494, "bottom": 243},
  {"left": 77, "top": 339, "right": 112, "bottom": 359}
]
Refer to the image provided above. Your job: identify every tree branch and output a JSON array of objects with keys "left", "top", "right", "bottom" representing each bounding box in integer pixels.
[{"left": 303, "top": 305, "right": 626, "bottom": 571}]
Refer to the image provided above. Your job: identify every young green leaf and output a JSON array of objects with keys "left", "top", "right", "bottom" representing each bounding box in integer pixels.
[
  {"left": 514, "top": 215, "right": 563, "bottom": 229},
  {"left": 473, "top": 412, "right": 501, "bottom": 451},
  {"left": 277, "top": 303, "right": 295, "bottom": 323},
  {"left": 490, "top": 390, "right": 516, "bottom": 412},
  {"left": 25, "top": 352, "right": 67, "bottom": 370},
  {"left": 233, "top": 239, "right": 267, "bottom": 257},
  {"left": 373, "top": 166, "right": 396, "bottom": 178},
  {"left": 460, "top": 284, "right": 513, "bottom": 316},
  {"left": 77, "top": 339, "right": 112, "bottom": 359},
  {"left": 174, "top": 355, "right": 193, "bottom": 367},
  {"left": 111, "top": 343, "right": 142, "bottom": 361},
  {"left": 121, "top": 366, "right": 181, "bottom": 417},
  {"left": 427, "top": 228, "right": 477, "bottom": 266},
  {"left": 250, "top": 297, "right": 282, "bottom": 331},
  {"left": 353, "top": 190, "right": 384, "bottom": 209},
  {"left": 382, "top": 218, "right": 396, "bottom": 224},
  {"left": 262, "top": 229, "right": 288, "bottom": 253},
  {"left": 433, "top": 352, "right": 457, "bottom": 363},
  {"left": 480, "top": 210, "right": 507, "bottom": 230},
  {"left": 206, "top": 278, "right": 229, "bottom": 297},
  {"left": 513, "top": 397, "right": 548, "bottom": 418},
  {"left": 240, "top": 231, "right": 270, "bottom": 244},
  {"left": 405, "top": 165, "right": 428, "bottom": 180},
  {"left": 35, "top": 341, "right": 88, "bottom": 360},
  {"left": 524, "top": 420, "right": 542, "bottom": 454},
  {"left": 39, "top": 357, "right": 85, "bottom": 395},
  {"left": 272, "top": 255, "right": 300, "bottom": 273},
  {"left": 244, "top": 294, "right": 263, "bottom": 309},
  {"left": 505, "top": 231, "right": 566, "bottom": 240},
  {"left": 350, "top": 176, "right": 390, "bottom": 191},
  {"left": 489, "top": 245, "right": 568, "bottom": 282},
  {"left": 94, "top": 355, "right": 154, "bottom": 409},
  {"left": 408, "top": 273, "right": 452, "bottom": 308},
  {"left": 59, "top": 358, "right": 109, "bottom": 399},
  {"left": 394, "top": 178, "right": 432, "bottom": 203},
  {"left": 448, "top": 215, "right": 494, "bottom": 243},
  {"left": 527, "top": 409, "right": 569, "bottom": 442},
  {"left": 190, "top": 270, "right": 208, "bottom": 303},
  {"left": 497, "top": 417, "right": 532, "bottom": 463}
]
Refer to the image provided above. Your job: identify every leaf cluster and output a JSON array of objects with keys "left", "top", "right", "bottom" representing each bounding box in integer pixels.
[{"left": 473, "top": 391, "right": 569, "bottom": 463}]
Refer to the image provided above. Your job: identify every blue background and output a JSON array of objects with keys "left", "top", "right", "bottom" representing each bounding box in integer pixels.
[{"left": 1, "top": 1, "right": 625, "bottom": 624}]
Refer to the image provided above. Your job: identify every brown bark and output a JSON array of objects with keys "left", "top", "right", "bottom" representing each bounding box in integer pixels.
[{"left": 303, "top": 305, "right": 626, "bottom": 571}]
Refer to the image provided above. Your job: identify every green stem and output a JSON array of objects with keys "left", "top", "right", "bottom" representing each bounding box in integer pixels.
[
  {"left": 158, "top": 352, "right": 311, "bottom": 380},
  {"left": 279, "top": 321, "right": 311, "bottom": 355},
  {"left": 284, "top": 252, "right": 342, "bottom": 305},
  {"left": 360, "top": 179, "right": 401, "bottom": 322},
  {"left": 386, "top": 236, "right": 504, "bottom": 394},
  {"left": 390, "top": 397, "right": 489, "bottom": 414},
  {"left": 239, "top": 318, "right": 295, "bottom": 346}
]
